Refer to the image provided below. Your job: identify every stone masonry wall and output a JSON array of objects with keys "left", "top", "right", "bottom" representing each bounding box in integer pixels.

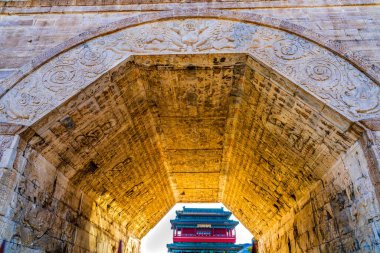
[
  {"left": 0, "top": 13, "right": 137, "bottom": 81},
  {"left": 245, "top": 5, "right": 380, "bottom": 71},
  {"left": 0, "top": 135, "right": 140, "bottom": 252},
  {"left": 259, "top": 141, "right": 380, "bottom": 253},
  {"left": 1, "top": 4, "right": 380, "bottom": 81}
]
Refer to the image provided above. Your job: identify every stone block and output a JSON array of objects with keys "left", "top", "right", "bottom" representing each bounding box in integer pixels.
[
  {"left": 0, "top": 135, "right": 20, "bottom": 169},
  {"left": 0, "top": 183, "right": 13, "bottom": 216},
  {"left": 0, "top": 216, "right": 15, "bottom": 240}
]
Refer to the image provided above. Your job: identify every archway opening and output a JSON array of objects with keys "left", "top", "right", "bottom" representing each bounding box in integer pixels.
[
  {"left": 5, "top": 53, "right": 379, "bottom": 252},
  {"left": 141, "top": 203, "right": 253, "bottom": 253}
]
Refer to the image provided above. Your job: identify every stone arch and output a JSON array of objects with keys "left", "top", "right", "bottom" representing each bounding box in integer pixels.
[
  {"left": 1, "top": 11, "right": 380, "bottom": 253},
  {"left": 0, "top": 12, "right": 379, "bottom": 126},
  {"left": 2, "top": 10, "right": 379, "bottom": 88},
  {"left": 6, "top": 52, "right": 379, "bottom": 252}
]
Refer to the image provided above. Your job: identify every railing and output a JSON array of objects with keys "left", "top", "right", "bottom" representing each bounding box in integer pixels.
[
  {"left": 179, "top": 234, "right": 234, "bottom": 237},
  {"left": 173, "top": 235, "right": 236, "bottom": 243}
]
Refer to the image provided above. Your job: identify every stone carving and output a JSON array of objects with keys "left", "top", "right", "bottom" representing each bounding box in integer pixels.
[
  {"left": 126, "top": 237, "right": 140, "bottom": 253},
  {"left": 42, "top": 65, "right": 82, "bottom": 93},
  {"left": 272, "top": 37, "right": 311, "bottom": 60},
  {"left": 302, "top": 58, "right": 342, "bottom": 102},
  {"left": 0, "top": 19, "right": 379, "bottom": 125},
  {"left": 0, "top": 135, "right": 14, "bottom": 159},
  {"left": 105, "top": 157, "right": 134, "bottom": 181},
  {"left": 138, "top": 20, "right": 236, "bottom": 52},
  {"left": 305, "top": 59, "right": 340, "bottom": 82},
  {"left": 374, "top": 132, "right": 380, "bottom": 151},
  {"left": 343, "top": 67, "right": 380, "bottom": 115}
]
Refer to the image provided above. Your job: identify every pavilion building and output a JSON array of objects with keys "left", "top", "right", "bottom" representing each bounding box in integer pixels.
[{"left": 167, "top": 207, "right": 245, "bottom": 253}]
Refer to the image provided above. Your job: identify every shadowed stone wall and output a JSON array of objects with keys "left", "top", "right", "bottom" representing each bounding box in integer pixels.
[
  {"left": 0, "top": 133, "right": 140, "bottom": 252},
  {"left": 259, "top": 141, "right": 380, "bottom": 252}
]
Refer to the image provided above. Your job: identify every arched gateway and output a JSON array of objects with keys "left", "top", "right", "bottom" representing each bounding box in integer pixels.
[{"left": 0, "top": 10, "right": 380, "bottom": 253}]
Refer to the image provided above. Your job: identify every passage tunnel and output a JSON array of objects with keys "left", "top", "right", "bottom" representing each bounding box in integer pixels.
[{"left": 1, "top": 53, "right": 380, "bottom": 252}]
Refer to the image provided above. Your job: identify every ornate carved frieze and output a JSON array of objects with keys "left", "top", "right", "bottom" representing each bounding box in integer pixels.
[{"left": 0, "top": 19, "right": 379, "bottom": 125}]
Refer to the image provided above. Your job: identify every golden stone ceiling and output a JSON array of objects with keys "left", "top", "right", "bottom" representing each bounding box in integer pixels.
[{"left": 23, "top": 54, "right": 362, "bottom": 238}]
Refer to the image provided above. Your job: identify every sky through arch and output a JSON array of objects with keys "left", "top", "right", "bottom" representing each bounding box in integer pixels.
[{"left": 141, "top": 203, "right": 253, "bottom": 253}]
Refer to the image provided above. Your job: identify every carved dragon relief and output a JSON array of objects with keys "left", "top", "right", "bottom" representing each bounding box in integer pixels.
[{"left": 0, "top": 19, "right": 379, "bottom": 125}]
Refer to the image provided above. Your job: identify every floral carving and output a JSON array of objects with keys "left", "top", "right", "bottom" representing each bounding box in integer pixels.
[
  {"left": 273, "top": 38, "right": 311, "bottom": 60},
  {"left": 307, "top": 64, "right": 332, "bottom": 81},
  {"left": 79, "top": 46, "right": 108, "bottom": 67},
  {"left": 0, "top": 18, "right": 378, "bottom": 125},
  {"left": 342, "top": 67, "right": 380, "bottom": 115},
  {"left": 78, "top": 43, "right": 115, "bottom": 77},
  {"left": 300, "top": 58, "right": 343, "bottom": 104},
  {"left": 42, "top": 65, "right": 80, "bottom": 92},
  {"left": 0, "top": 76, "right": 49, "bottom": 120},
  {"left": 305, "top": 59, "right": 341, "bottom": 84},
  {"left": 343, "top": 84, "right": 380, "bottom": 115}
]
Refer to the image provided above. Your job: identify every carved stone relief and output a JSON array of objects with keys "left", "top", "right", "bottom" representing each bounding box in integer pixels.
[
  {"left": 0, "top": 19, "right": 378, "bottom": 125},
  {"left": 126, "top": 237, "right": 140, "bottom": 253}
]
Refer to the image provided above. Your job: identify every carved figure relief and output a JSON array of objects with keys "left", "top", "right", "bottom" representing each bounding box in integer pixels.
[
  {"left": 0, "top": 19, "right": 379, "bottom": 125},
  {"left": 142, "top": 20, "right": 237, "bottom": 52}
]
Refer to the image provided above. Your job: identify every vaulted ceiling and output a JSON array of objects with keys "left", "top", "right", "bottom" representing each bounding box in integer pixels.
[{"left": 22, "top": 54, "right": 362, "bottom": 238}]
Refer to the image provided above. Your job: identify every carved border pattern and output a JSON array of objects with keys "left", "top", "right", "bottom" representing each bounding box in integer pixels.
[{"left": 0, "top": 19, "right": 379, "bottom": 125}]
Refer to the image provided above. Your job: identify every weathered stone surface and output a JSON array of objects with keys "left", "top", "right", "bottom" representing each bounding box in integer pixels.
[
  {"left": 1, "top": 3, "right": 380, "bottom": 253},
  {"left": 1, "top": 139, "right": 139, "bottom": 252},
  {"left": 0, "top": 0, "right": 376, "bottom": 7},
  {"left": 259, "top": 142, "right": 380, "bottom": 252},
  {"left": 1, "top": 5, "right": 380, "bottom": 83},
  {"left": 0, "top": 18, "right": 379, "bottom": 125},
  {"left": 221, "top": 54, "right": 361, "bottom": 236},
  {"left": 0, "top": 53, "right": 369, "bottom": 252}
]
